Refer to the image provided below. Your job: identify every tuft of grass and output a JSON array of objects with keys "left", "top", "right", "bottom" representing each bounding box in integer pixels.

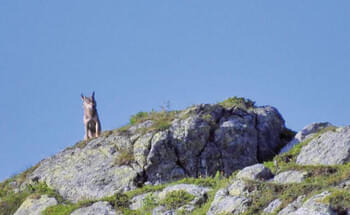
[
  {"left": 218, "top": 97, "right": 255, "bottom": 110},
  {"left": 160, "top": 190, "right": 195, "bottom": 209},
  {"left": 125, "top": 184, "right": 166, "bottom": 199},
  {"left": 323, "top": 190, "right": 350, "bottom": 214},
  {"left": 129, "top": 110, "right": 177, "bottom": 133},
  {"left": 114, "top": 147, "right": 135, "bottom": 166},
  {"left": 130, "top": 112, "right": 149, "bottom": 125},
  {"left": 43, "top": 200, "right": 94, "bottom": 215}
]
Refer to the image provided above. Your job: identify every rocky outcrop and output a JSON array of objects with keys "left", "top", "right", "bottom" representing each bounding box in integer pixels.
[
  {"left": 14, "top": 195, "right": 57, "bottom": 215},
  {"left": 287, "top": 191, "right": 335, "bottom": 215},
  {"left": 70, "top": 201, "right": 117, "bottom": 215},
  {"left": 277, "top": 195, "right": 305, "bottom": 215},
  {"left": 26, "top": 103, "right": 289, "bottom": 202},
  {"left": 296, "top": 126, "right": 350, "bottom": 165},
  {"left": 263, "top": 198, "right": 282, "bottom": 214},
  {"left": 280, "top": 122, "right": 333, "bottom": 154},
  {"left": 272, "top": 170, "right": 307, "bottom": 184},
  {"left": 236, "top": 164, "right": 273, "bottom": 181},
  {"left": 207, "top": 188, "right": 251, "bottom": 215}
]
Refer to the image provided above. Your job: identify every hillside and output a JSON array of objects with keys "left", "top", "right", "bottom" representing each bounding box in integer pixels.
[{"left": 0, "top": 97, "right": 349, "bottom": 215}]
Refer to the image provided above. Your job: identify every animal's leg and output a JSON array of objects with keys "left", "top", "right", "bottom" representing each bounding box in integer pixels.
[
  {"left": 88, "top": 128, "right": 93, "bottom": 139},
  {"left": 84, "top": 124, "right": 89, "bottom": 140},
  {"left": 95, "top": 121, "right": 101, "bottom": 137}
]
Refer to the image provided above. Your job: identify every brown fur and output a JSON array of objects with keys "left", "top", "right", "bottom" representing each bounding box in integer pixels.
[{"left": 81, "top": 92, "right": 101, "bottom": 140}]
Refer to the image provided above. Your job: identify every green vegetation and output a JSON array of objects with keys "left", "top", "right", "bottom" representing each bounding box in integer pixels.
[
  {"left": 129, "top": 110, "right": 177, "bottom": 133},
  {"left": 264, "top": 126, "right": 337, "bottom": 174},
  {"left": 218, "top": 96, "right": 255, "bottom": 110},
  {"left": 114, "top": 146, "right": 135, "bottom": 166},
  {"left": 254, "top": 126, "right": 350, "bottom": 214},
  {"left": 43, "top": 200, "right": 94, "bottom": 215},
  {"left": 160, "top": 190, "right": 195, "bottom": 209},
  {"left": 323, "top": 190, "right": 350, "bottom": 214},
  {"left": 242, "top": 162, "right": 350, "bottom": 214},
  {"left": 0, "top": 182, "right": 65, "bottom": 215}
]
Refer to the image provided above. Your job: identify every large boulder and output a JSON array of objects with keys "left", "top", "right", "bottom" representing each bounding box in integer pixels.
[
  {"left": 26, "top": 103, "right": 288, "bottom": 202},
  {"left": 296, "top": 126, "right": 350, "bottom": 165},
  {"left": 280, "top": 122, "right": 333, "bottom": 154},
  {"left": 236, "top": 164, "right": 273, "bottom": 181},
  {"left": 14, "top": 195, "right": 57, "bottom": 215},
  {"left": 207, "top": 188, "right": 251, "bottom": 215},
  {"left": 272, "top": 170, "right": 307, "bottom": 184}
]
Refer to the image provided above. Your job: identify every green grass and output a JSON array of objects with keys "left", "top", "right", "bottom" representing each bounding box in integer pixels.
[
  {"left": 264, "top": 126, "right": 337, "bottom": 174},
  {"left": 129, "top": 110, "right": 177, "bottom": 133},
  {"left": 323, "top": 190, "right": 350, "bottom": 214},
  {"left": 218, "top": 97, "right": 255, "bottom": 110},
  {"left": 160, "top": 190, "right": 195, "bottom": 209},
  {"left": 114, "top": 146, "right": 135, "bottom": 166},
  {"left": 0, "top": 182, "right": 65, "bottom": 215},
  {"left": 241, "top": 163, "right": 350, "bottom": 214},
  {"left": 43, "top": 200, "right": 94, "bottom": 215}
]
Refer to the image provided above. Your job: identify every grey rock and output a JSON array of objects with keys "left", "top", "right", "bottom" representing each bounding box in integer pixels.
[
  {"left": 26, "top": 103, "right": 288, "bottom": 202},
  {"left": 152, "top": 206, "right": 176, "bottom": 215},
  {"left": 280, "top": 122, "right": 333, "bottom": 154},
  {"left": 28, "top": 135, "right": 140, "bottom": 202},
  {"left": 227, "top": 179, "right": 254, "bottom": 197},
  {"left": 129, "top": 192, "right": 153, "bottom": 210},
  {"left": 338, "top": 179, "right": 350, "bottom": 190},
  {"left": 253, "top": 106, "right": 288, "bottom": 160},
  {"left": 207, "top": 192, "right": 251, "bottom": 215},
  {"left": 207, "top": 181, "right": 253, "bottom": 215},
  {"left": 272, "top": 170, "right": 307, "bottom": 184},
  {"left": 214, "top": 109, "right": 259, "bottom": 174},
  {"left": 263, "top": 198, "right": 282, "bottom": 214},
  {"left": 236, "top": 164, "right": 273, "bottom": 181},
  {"left": 290, "top": 191, "right": 336, "bottom": 215},
  {"left": 278, "top": 195, "right": 305, "bottom": 215},
  {"left": 71, "top": 201, "right": 117, "bottom": 215},
  {"left": 14, "top": 195, "right": 57, "bottom": 215},
  {"left": 296, "top": 126, "right": 350, "bottom": 165}
]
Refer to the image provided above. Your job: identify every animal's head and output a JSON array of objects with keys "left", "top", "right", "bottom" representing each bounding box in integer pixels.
[{"left": 81, "top": 92, "right": 96, "bottom": 109}]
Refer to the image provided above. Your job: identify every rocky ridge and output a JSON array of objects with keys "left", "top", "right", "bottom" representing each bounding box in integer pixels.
[{"left": 0, "top": 97, "right": 349, "bottom": 215}]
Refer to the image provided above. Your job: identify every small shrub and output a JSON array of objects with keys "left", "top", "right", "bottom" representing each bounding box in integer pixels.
[
  {"left": 140, "top": 194, "right": 157, "bottom": 213},
  {"left": 0, "top": 182, "right": 64, "bottom": 215},
  {"left": 323, "top": 190, "right": 350, "bottom": 214},
  {"left": 219, "top": 97, "right": 255, "bottom": 110},
  {"left": 160, "top": 190, "right": 195, "bottom": 209},
  {"left": 43, "top": 200, "right": 94, "bottom": 215},
  {"left": 125, "top": 184, "right": 166, "bottom": 199},
  {"left": 128, "top": 110, "right": 176, "bottom": 133},
  {"left": 114, "top": 192, "right": 130, "bottom": 209},
  {"left": 130, "top": 112, "right": 149, "bottom": 125},
  {"left": 115, "top": 147, "right": 134, "bottom": 166}
]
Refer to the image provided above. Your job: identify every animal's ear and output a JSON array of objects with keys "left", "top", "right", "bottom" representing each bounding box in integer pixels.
[
  {"left": 92, "top": 91, "right": 95, "bottom": 99},
  {"left": 81, "top": 93, "right": 85, "bottom": 100}
]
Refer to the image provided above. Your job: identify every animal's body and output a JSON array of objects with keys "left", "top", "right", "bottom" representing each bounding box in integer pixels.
[{"left": 81, "top": 92, "right": 101, "bottom": 140}]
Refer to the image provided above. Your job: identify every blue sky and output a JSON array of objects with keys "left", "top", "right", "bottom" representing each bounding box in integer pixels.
[{"left": 0, "top": 1, "right": 349, "bottom": 181}]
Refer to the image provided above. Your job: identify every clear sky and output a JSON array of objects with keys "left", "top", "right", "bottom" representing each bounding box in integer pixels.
[{"left": 1, "top": 1, "right": 349, "bottom": 181}]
